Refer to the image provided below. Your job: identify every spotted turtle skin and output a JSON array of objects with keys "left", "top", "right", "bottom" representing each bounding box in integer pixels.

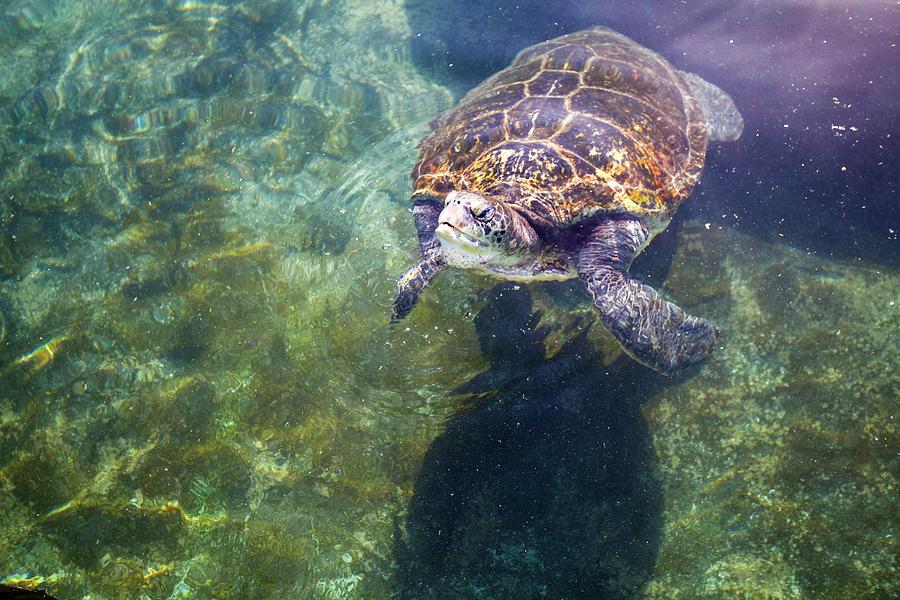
[{"left": 412, "top": 27, "right": 709, "bottom": 232}]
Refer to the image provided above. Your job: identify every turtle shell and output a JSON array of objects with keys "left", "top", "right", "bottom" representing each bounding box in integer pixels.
[{"left": 412, "top": 27, "right": 709, "bottom": 228}]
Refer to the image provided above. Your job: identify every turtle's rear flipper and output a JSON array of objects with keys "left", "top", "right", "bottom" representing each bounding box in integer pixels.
[
  {"left": 581, "top": 268, "right": 719, "bottom": 374},
  {"left": 680, "top": 71, "right": 744, "bottom": 142},
  {"left": 575, "top": 218, "right": 719, "bottom": 375}
]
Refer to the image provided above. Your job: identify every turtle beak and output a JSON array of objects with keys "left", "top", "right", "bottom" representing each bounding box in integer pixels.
[
  {"left": 437, "top": 192, "right": 484, "bottom": 236},
  {"left": 436, "top": 191, "right": 495, "bottom": 251},
  {"left": 436, "top": 206, "right": 481, "bottom": 248},
  {"left": 438, "top": 199, "right": 475, "bottom": 230},
  {"left": 436, "top": 222, "right": 483, "bottom": 248}
]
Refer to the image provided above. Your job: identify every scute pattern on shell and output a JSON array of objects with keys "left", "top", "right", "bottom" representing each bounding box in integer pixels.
[{"left": 412, "top": 27, "right": 709, "bottom": 226}]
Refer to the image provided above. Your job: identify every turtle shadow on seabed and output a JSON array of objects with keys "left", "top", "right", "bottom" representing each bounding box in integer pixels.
[{"left": 394, "top": 283, "right": 670, "bottom": 600}]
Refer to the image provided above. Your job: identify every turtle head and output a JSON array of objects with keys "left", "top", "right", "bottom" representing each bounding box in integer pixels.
[{"left": 436, "top": 190, "right": 541, "bottom": 266}]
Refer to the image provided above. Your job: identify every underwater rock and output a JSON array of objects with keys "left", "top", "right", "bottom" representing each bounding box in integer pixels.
[
  {"left": 0, "top": 583, "right": 60, "bottom": 600},
  {"left": 40, "top": 501, "right": 186, "bottom": 571},
  {"left": 169, "top": 379, "right": 218, "bottom": 438},
  {"left": 0, "top": 2, "right": 447, "bottom": 599},
  {"left": 3, "top": 428, "right": 90, "bottom": 515},
  {"left": 701, "top": 553, "right": 801, "bottom": 599},
  {"left": 643, "top": 221, "right": 898, "bottom": 599}
]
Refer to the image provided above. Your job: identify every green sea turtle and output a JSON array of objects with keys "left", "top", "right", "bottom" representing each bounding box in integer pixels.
[{"left": 392, "top": 27, "right": 743, "bottom": 374}]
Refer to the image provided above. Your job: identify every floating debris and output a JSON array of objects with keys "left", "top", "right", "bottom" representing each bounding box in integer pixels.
[{"left": 12, "top": 335, "right": 69, "bottom": 377}]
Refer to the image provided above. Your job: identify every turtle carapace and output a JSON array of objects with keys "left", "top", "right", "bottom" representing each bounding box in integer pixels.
[{"left": 392, "top": 27, "right": 743, "bottom": 374}]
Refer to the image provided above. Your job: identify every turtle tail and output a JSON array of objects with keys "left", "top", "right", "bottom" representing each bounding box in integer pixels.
[{"left": 680, "top": 71, "right": 744, "bottom": 142}]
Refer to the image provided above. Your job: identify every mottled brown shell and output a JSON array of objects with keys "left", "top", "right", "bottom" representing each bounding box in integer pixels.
[{"left": 412, "top": 27, "right": 709, "bottom": 227}]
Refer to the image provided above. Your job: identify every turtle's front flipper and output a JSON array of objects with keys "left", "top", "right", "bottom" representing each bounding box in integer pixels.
[
  {"left": 391, "top": 198, "right": 446, "bottom": 323},
  {"left": 575, "top": 218, "right": 718, "bottom": 374},
  {"left": 392, "top": 254, "right": 445, "bottom": 322}
]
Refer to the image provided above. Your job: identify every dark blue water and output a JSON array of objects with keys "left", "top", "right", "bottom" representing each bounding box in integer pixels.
[{"left": 408, "top": 0, "right": 899, "bottom": 265}]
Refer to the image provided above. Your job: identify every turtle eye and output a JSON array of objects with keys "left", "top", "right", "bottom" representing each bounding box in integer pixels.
[{"left": 472, "top": 205, "right": 495, "bottom": 221}]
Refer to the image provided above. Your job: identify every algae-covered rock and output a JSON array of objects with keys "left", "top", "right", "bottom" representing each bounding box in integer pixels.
[
  {"left": 643, "top": 221, "right": 898, "bottom": 599},
  {"left": 702, "top": 553, "right": 801, "bottom": 599},
  {"left": 0, "top": 1, "right": 451, "bottom": 598}
]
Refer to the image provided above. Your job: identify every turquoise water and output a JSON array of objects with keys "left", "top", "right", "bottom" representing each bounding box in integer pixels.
[{"left": 1, "top": 1, "right": 897, "bottom": 599}]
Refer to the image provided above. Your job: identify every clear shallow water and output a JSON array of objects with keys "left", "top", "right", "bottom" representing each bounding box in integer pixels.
[{"left": 0, "top": 1, "right": 896, "bottom": 599}]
